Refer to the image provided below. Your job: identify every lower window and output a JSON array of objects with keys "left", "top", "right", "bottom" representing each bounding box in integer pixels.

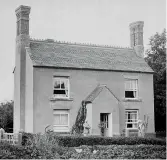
[
  {"left": 125, "top": 110, "right": 138, "bottom": 129},
  {"left": 53, "top": 110, "right": 69, "bottom": 132}
]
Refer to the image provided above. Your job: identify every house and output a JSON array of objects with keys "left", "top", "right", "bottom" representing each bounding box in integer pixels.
[{"left": 14, "top": 5, "right": 155, "bottom": 137}]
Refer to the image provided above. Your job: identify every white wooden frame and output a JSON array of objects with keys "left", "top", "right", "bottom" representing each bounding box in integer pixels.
[
  {"left": 53, "top": 110, "right": 69, "bottom": 127},
  {"left": 125, "top": 79, "right": 138, "bottom": 99},
  {"left": 125, "top": 110, "right": 138, "bottom": 129},
  {"left": 53, "top": 77, "right": 70, "bottom": 98},
  {"left": 0, "top": 133, "right": 22, "bottom": 145}
]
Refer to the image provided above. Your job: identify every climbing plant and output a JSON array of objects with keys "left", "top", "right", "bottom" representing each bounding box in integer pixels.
[{"left": 71, "top": 101, "right": 88, "bottom": 135}]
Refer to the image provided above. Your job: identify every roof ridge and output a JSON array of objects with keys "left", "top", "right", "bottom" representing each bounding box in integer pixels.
[{"left": 30, "top": 37, "right": 133, "bottom": 50}]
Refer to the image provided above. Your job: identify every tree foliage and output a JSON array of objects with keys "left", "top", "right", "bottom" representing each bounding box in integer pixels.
[
  {"left": 0, "top": 100, "right": 13, "bottom": 132},
  {"left": 145, "top": 29, "right": 166, "bottom": 131}
]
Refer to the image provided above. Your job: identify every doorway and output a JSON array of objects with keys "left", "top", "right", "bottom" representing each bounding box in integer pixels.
[{"left": 100, "top": 113, "right": 112, "bottom": 137}]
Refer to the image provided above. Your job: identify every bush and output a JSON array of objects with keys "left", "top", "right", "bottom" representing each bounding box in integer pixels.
[
  {"left": 0, "top": 142, "right": 43, "bottom": 159},
  {"left": 21, "top": 132, "right": 61, "bottom": 158},
  {"left": 55, "top": 135, "right": 166, "bottom": 147},
  {"left": 0, "top": 140, "right": 166, "bottom": 159},
  {"left": 21, "top": 133, "right": 166, "bottom": 147},
  {"left": 92, "top": 145, "right": 166, "bottom": 159},
  {"left": 59, "top": 144, "right": 166, "bottom": 159},
  {"left": 21, "top": 132, "right": 34, "bottom": 145},
  {"left": 0, "top": 133, "right": 61, "bottom": 159}
]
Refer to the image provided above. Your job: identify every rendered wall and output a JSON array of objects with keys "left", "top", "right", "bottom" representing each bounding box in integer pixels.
[
  {"left": 25, "top": 50, "right": 33, "bottom": 132},
  {"left": 91, "top": 88, "right": 119, "bottom": 135},
  {"left": 32, "top": 67, "right": 154, "bottom": 134},
  {"left": 14, "top": 35, "right": 29, "bottom": 133},
  {"left": 14, "top": 43, "right": 21, "bottom": 133}
]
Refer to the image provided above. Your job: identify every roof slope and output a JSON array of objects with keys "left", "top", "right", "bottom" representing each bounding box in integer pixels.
[
  {"left": 27, "top": 39, "right": 153, "bottom": 73},
  {"left": 84, "top": 84, "right": 119, "bottom": 102}
]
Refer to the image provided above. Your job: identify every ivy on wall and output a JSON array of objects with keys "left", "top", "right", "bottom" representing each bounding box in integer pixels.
[{"left": 71, "top": 101, "right": 89, "bottom": 135}]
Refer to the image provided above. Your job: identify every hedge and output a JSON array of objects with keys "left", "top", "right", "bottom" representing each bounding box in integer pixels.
[
  {"left": 0, "top": 142, "right": 166, "bottom": 159},
  {"left": 55, "top": 135, "right": 166, "bottom": 147},
  {"left": 22, "top": 132, "right": 166, "bottom": 147},
  {"left": 66, "top": 144, "right": 166, "bottom": 159}
]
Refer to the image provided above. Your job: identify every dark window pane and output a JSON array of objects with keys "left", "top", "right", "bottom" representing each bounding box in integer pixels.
[
  {"left": 54, "top": 90, "right": 66, "bottom": 94},
  {"left": 127, "top": 124, "right": 132, "bottom": 128},
  {"left": 125, "top": 91, "right": 134, "bottom": 98},
  {"left": 61, "top": 82, "right": 65, "bottom": 89},
  {"left": 54, "top": 81, "right": 60, "bottom": 89}
]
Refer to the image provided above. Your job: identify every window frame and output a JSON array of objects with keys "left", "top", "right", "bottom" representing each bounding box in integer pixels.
[
  {"left": 125, "top": 78, "right": 138, "bottom": 99},
  {"left": 125, "top": 110, "right": 138, "bottom": 129},
  {"left": 53, "top": 110, "right": 69, "bottom": 127},
  {"left": 100, "top": 113, "right": 109, "bottom": 129},
  {"left": 53, "top": 77, "right": 70, "bottom": 99}
]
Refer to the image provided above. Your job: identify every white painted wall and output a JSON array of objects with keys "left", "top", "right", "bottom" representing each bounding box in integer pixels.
[
  {"left": 25, "top": 50, "right": 34, "bottom": 132},
  {"left": 108, "top": 113, "right": 113, "bottom": 137},
  {"left": 86, "top": 103, "right": 92, "bottom": 134}
]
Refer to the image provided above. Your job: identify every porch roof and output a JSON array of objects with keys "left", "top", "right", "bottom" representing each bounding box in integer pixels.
[{"left": 84, "top": 84, "right": 120, "bottom": 103}]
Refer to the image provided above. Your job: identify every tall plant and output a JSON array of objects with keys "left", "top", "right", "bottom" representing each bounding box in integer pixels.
[{"left": 71, "top": 101, "right": 88, "bottom": 135}]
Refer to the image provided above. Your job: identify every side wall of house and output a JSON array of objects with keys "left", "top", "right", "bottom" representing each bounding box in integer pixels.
[
  {"left": 25, "top": 53, "right": 34, "bottom": 133},
  {"left": 33, "top": 68, "right": 154, "bottom": 134},
  {"left": 14, "top": 45, "right": 21, "bottom": 133}
]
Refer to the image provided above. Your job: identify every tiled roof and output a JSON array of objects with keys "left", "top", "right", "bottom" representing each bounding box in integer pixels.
[
  {"left": 84, "top": 84, "right": 119, "bottom": 102},
  {"left": 27, "top": 39, "right": 153, "bottom": 73}
]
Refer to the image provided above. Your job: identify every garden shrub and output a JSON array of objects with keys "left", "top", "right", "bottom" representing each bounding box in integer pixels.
[
  {"left": 55, "top": 135, "right": 166, "bottom": 147},
  {"left": 60, "top": 144, "right": 166, "bottom": 159},
  {"left": 0, "top": 142, "right": 44, "bottom": 159},
  {"left": 0, "top": 140, "right": 166, "bottom": 159},
  {"left": 21, "top": 132, "right": 166, "bottom": 147},
  {"left": 21, "top": 132, "right": 34, "bottom": 146}
]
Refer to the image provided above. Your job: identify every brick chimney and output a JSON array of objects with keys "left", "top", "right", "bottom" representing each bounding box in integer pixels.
[
  {"left": 129, "top": 21, "right": 144, "bottom": 58},
  {"left": 15, "top": 5, "right": 31, "bottom": 36},
  {"left": 14, "top": 5, "right": 31, "bottom": 133}
]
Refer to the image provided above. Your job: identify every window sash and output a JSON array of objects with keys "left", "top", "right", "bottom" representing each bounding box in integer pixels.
[
  {"left": 125, "top": 110, "right": 138, "bottom": 129},
  {"left": 53, "top": 78, "right": 69, "bottom": 98},
  {"left": 125, "top": 79, "right": 138, "bottom": 99},
  {"left": 101, "top": 114, "right": 109, "bottom": 128},
  {"left": 53, "top": 113, "right": 69, "bottom": 126},
  {"left": 125, "top": 79, "right": 138, "bottom": 91}
]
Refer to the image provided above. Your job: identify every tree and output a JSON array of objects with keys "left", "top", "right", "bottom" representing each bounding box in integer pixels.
[
  {"left": 0, "top": 100, "right": 13, "bottom": 132},
  {"left": 145, "top": 29, "right": 166, "bottom": 131}
]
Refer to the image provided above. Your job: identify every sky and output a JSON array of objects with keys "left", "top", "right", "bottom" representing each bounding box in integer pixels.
[{"left": 0, "top": 0, "right": 166, "bottom": 102}]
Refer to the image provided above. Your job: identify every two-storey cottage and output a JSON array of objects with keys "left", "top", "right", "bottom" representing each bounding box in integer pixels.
[{"left": 14, "top": 5, "right": 154, "bottom": 136}]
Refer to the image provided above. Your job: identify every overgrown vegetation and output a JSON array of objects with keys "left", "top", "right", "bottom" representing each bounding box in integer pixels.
[
  {"left": 71, "top": 101, "right": 88, "bottom": 134},
  {"left": 0, "top": 100, "right": 13, "bottom": 132},
  {"left": 0, "top": 133, "right": 166, "bottom": 159},
  {"left": 21, "top": 132, "right": 166, "bottom": 147},
  {"left": 145, "top": 29, "right": 166, "bottom": 132}
]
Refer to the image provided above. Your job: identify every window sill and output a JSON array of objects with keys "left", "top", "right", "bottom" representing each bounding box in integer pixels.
[
  {"left": 126, "top": 128, "right": 138, "bottom": 130},
  {"left": 123, "top": 98, "right": 142, "bottom": 102},
  {"left": 50, "top": 97, "right": 73, "bottom": 102},
  {"left": 50, "top": 97, "right": 73, "bottom": 109}
]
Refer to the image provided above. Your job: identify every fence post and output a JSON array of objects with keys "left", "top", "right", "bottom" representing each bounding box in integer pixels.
[
  {"left": 0, "top": 128, "right": 5, "bottom": 140},
  {"left": 0, "top": 130, "right": 1, "bottom": 141},
  {"left": 125, "top": 129, "right": 129, "bottom": 137},
  {"left": 18, "top": 132, "right": 22, "bottom": 145}
]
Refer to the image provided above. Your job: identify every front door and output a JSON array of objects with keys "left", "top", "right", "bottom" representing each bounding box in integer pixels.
[{"left": 100, "top": 113, "right": 112, "bottom": 137}]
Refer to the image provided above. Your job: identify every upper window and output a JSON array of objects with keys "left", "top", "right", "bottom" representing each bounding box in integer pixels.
[
  {"left": 125, "top": 79, "right": 138, "bottom": 99},
  {"left": 53, "top": 77, "right": 69, "bottom": 98},
  {"left": 125, "top": 110, "right": 138, "bottom": 129}
]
